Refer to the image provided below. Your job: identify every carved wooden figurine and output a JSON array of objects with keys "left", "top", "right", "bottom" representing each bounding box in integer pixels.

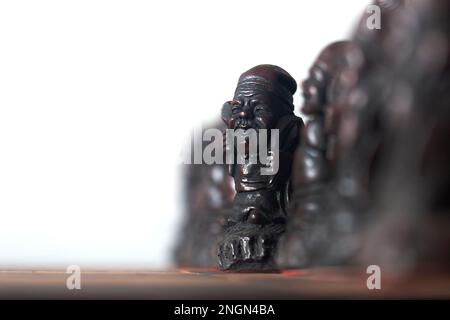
[
  {"left": 218, "top": 65, "right": 302, "bottom": 271},
  {"left": 276, "top": 41, "right": 365, "bottom": 268}
]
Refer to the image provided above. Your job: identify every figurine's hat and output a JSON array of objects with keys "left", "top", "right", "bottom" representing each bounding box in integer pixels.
[{"left": 234, "top": 64, "right": 297, "bottom": 109}]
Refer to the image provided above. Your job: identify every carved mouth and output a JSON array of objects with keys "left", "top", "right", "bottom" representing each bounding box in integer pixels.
[{"left": 236, "top": 121, "right": 252, "bottom": 129}]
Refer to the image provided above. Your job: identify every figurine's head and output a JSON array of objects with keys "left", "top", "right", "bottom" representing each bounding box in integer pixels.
[
  {"left": 222, "top": 64, "right": 296, "bottom": 130},
  {"left": 301, "top": 41, "right": 363, "bottom": 115}
]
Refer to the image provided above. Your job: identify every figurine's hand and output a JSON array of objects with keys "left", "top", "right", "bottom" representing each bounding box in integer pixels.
[
  {"left": 217, "top": 222, "right": 285, "bottom": 271},
  {"left": 218, "top": 234, "right": 268, "bottom": 267}
]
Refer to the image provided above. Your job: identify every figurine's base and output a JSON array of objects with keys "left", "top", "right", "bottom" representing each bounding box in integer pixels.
[{"left": 220, "top": 261, "right": 279, "bottom": 273}]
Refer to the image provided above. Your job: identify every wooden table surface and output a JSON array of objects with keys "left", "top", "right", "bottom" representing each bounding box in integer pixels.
[{"left": 0, "top": 268, "right": 449, "bottom": 299}]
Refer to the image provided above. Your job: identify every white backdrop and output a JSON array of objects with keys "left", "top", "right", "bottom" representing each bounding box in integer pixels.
[{"left": 0, "top": 0, "right": 367, "bottom": 269}]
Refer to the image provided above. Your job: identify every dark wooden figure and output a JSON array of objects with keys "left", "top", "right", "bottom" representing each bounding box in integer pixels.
[{"left": 218, "top": 65, "right": 302, "bottom": 271}]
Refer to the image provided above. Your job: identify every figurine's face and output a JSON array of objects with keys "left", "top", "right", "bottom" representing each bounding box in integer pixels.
[
  {"left": 301, "top": 62, "right": 329, "bottom": 113},
  {"left": 222, "top": 93, "right": 275, "bottom": 130}
]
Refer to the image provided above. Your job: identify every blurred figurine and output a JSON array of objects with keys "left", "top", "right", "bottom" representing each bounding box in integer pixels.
[
  {"left": 174, "top": 120, "right": 235, "bottom": 268},
  {"left": 277, "top": 0, "right": 406, "bottom": 269},
  {"left": 218, "top": 65, "right": 302, "bottom": 271},
  {"left": 278, "top": 0, "right": 450, "bottom": 274},
  {"left": 350, "top": 0, "right": 450, "bottom": 273},
  {"left": 178, "top": 0, "right": 450, "bottom": 275},
  {"left": 276, "top": 41, "right": 366, "bottom": 268}
]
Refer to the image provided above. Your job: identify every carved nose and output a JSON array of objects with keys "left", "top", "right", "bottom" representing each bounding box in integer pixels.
[{"left": 239, "top": 111, "right": 247, "bottom": 118}]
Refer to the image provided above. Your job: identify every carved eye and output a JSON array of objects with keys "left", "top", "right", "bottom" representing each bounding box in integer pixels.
[
  {"left": 254, "top": 104, "right": 269, "bottom": 114},
  {"left": 249, "top": 100, "right": 258, "bottom": 108},
  {"left": 231, "top": 100, "right": 242, "bottom": 114},
  {"left": 232, "top": 106, "right": 241, "bottom": 114}
]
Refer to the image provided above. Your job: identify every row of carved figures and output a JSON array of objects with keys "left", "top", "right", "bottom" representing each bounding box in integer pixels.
[{"left": 175, "top": 0, "right": 450, "bottom": 273}]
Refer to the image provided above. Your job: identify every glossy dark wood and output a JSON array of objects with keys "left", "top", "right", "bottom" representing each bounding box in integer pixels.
[{"left": 218, "top": 65, "right": 302, "bottom": 271}]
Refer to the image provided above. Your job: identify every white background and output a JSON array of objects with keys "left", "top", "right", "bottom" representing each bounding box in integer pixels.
[{"left": 0, "top": 0, "right": 367, "bottom": 269}]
